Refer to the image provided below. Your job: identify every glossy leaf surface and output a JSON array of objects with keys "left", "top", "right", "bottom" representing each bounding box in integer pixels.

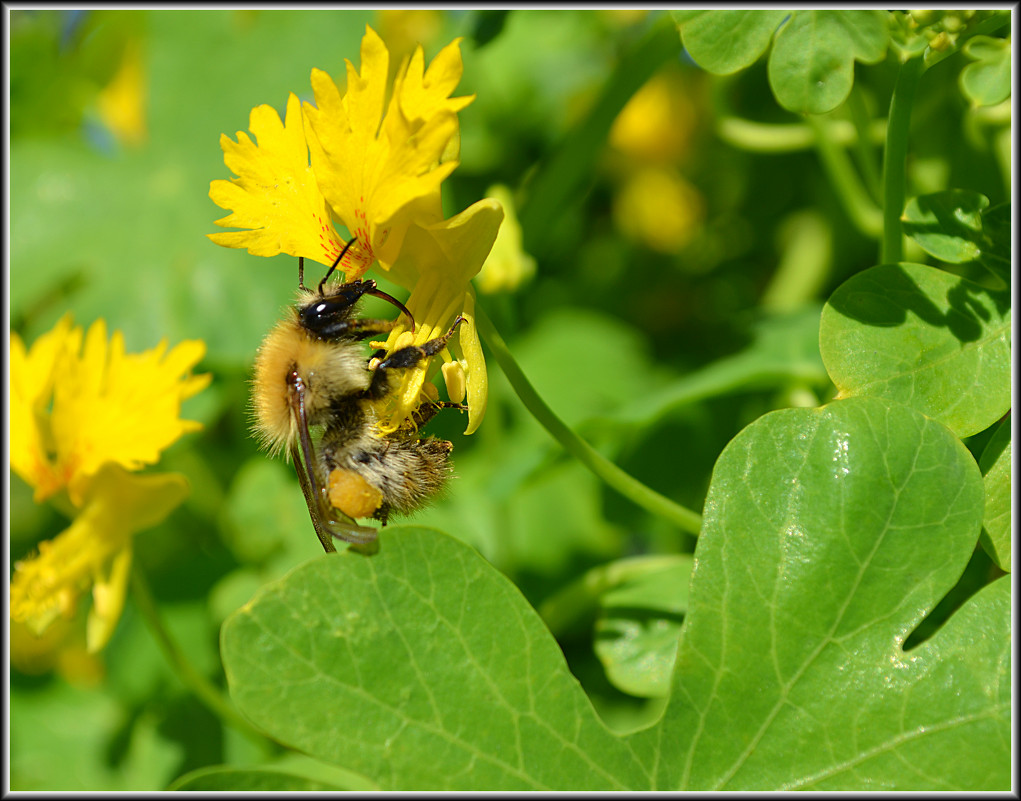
[
  {"left": 820, "top": 262, "right": 1011, "bottom": 438},
  {"left": 221, "top": 398, "right": 1007, "bottom": 790}
]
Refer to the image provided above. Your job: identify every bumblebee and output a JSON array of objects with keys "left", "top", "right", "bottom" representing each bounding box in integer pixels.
[{"left": 252, "top": 239, "right": 462, "bottom": 552}]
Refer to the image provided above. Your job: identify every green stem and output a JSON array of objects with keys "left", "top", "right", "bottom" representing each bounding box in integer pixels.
[
  {"left": 880, "top": 56, "right": 924, "bottom": 264},
  {"left": 845, "top": 86, "right": 881, "bottom": 201},
  {"left": 807, "top": 115, "right": 882, "bottom": 239},
  {"left": 717, "top": 115, "right": 886, "bottom": 154},
  {"left": 475, "top": 304, "right": 702, "bottom": 537},
  {"left": 130, "top": 563, "right": 270, "bottom": 749}
]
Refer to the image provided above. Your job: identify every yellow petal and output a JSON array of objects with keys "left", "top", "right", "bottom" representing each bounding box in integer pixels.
[
  {"left": 96, "top": 37, "right": 147, "bottom": 147},
  {"left": 86, "top": 546, "right": 133, "bottom": 653},
  {"left": 304, "top": 26, "right": 468, "bottom": 280},
  {"left": 32, "top": 319, "right": 210, "bottom": 506},
  {"left": 397, "top": 37, "right": 474, "bottom": 123},
  {"left": 376, "top": 198, "right": 503, "bottom": 433},
  {"left": 456, "top": 288, "right": 488, "bottom": 435},
  {"left": 11, "top": 464, "right": 190, "bottom": 648},
  {"left": 9, "top": 315, "right": 80, "bottom": 499},
  {"left": 209, "top": 93, "right": 346, "bottom": 267}
]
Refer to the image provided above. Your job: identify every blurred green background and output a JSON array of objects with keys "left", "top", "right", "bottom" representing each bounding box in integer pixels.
[{"left": 8, "top": 8, "right": 1008, "bottom": 790}]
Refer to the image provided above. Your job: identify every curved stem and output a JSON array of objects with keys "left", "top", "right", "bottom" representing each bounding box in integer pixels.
[
  {"left": 130, "top": 563, "right": 271, "bottom": 749},
  {"left": 881, "top": 56, "right": 924, "bottom": 264},
  {"left": 475, "top": 304, "right": 703, "bottom": 537},
  {"left": 845, "top": 86, "right": 881, "bottom": 201},
  {"left": 807, "top": 115, "right": 882, "bottom": 239},
  {"left": 717, "top": 115, "right": 886, "bottom": 154}
]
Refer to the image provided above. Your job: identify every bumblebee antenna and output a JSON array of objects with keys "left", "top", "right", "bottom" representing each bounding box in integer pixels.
[
  {"left": 297, "top": 257, "right": 306, "bottom": 291},
  {"left": 319, "top": 237, "right": 358, "bottom": 295}
]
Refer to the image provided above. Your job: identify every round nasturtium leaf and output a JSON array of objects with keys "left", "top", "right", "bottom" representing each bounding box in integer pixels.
[
  {"left": 820, "top": 262, "right": 1011, "bottom": 438},
  {"left": 902, "top": 190, "right": 988, "bottom": 265},
  {"left": 594, "top": 555, "right": 692, "bottom": 698},
  {"left": 220, "top": 393, "right": 1010, "bottom": 790},
  {"left": 768, "top": 10, "right": 889, "bottom": 113},
  {"left": 638, "top": 395, "right": 1007, "bottom": 790},
  {"left": 902, "top": 191, "right": 1011, "bottom": 288},
  {"left": 959, "top": 35, "right": 1011, "bottom": 107},
  {"left": 673, "top": 10, "right": 789, "bottom": 75}
]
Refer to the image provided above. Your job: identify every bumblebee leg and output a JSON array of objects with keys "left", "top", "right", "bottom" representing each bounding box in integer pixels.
[
  {"left": 410, "top": 400, "right": 466, "bottom": 429},
  {"left": 367, "top": 317, "right": 466, "bottom": 398},
  {"left": 324, "top": 317, "right": 403, "bottom": 341}
]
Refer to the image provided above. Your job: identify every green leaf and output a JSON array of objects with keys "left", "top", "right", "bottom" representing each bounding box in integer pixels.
[
  {"left": 169, "top": 767, "right": 342, "bottom": 791},
  {"left": 594, "top": 555, "right": 692, "bottom": 698},
  {"left": 633, "top": 396, "right": 1007, "bottom": 790},
  {"left": 902, "top": 190, "right": 987, "bottom": 263},
  {"left": 221, "top": 528, "right": 647, "bottom": 791},
  {"left": 169, "top": 752, "right": 377, "bottom": 791},
  {"left": 820, "top": 262, "right": 1011, "bottom": 438},
  {"left": 675, "top": 7, "right": 891, "bottom": 112},
  {"left": 11, "top": 681, "right": 183, "bottom": 790},
  {"left": 959, "top": 35, "right": 1011, "bottom": 107},
  {"left": 673, "top": 10, "right": 789, "bottom": 74},
  {"left": 902, "top": 191, "right": 1011, "bottom": 285},
  {"left": 978, "top": 416, "right": 1011, "bottom": 571},
  {"left": 768, "top": 11, "right": 889, "bottom": 113},
  {"left": 976, "top": 202, "right": 1012, "bottom": 287},
  {"left": 221, "top": 397, "right": 1008, "bottom": 790}
]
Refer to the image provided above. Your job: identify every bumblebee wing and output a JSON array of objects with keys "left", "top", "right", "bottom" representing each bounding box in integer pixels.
[{"left": 288, "top": 375, "right": 379, "bottom": 549}]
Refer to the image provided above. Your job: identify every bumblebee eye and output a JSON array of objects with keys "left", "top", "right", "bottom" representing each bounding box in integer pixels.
[{"left": 300, "top": 288, "right": 365, "bottom": 339}]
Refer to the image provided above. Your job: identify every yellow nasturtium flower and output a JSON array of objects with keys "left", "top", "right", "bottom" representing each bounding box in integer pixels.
[
  {"left": 209, "top": 24, "right": 473, "bottom": 280},
  {"left": 9, "top": 316, "right": 209, "bottom": 653},
  {"left": 474, "top": 184, "right": 536, "bottom": 295},
  {"left": 95, "top": 37, "right": 148, "bottom": 147},
  {"left": 380, "top": 198, "right": 503, "bottom": 435},
  {"left": 11, "top": 464, "right": 190, "bottom": 653},
  {"left": 303, "top": 27, "right": 474, "bottom": 278},
  {"left": 208, "top": 25, "right": 503, "bottom": 434},
  {"left": 10, "top": 315, "right": 210, "bottom": 506}
]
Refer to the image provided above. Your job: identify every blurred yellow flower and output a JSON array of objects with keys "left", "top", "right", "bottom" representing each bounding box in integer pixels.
[
  {"left": 11, "top": 464, "right": 190, "bottom": 652},
  {"left": 609, "top": 67, "right": 697, "bottom": 165},
  {"left": 96, "top": 37, "right": 147, "bottom": 147},
  {"left": 607, "top": 66, "right": 706, "bottom": 254},
  {"left": 474, "top": 184, "right": 536, "bottom": 294},
  {"left": 10, "top": 315, "right": 210, "bottom": 506},
  {"left": 10, "top": 614, "right": 105, "bottom": 685},
  {"left": 613, "top": 167, "right": 704, "bottom": 254},
  {"left": 377, "top": 9, "right": 444, "bottom": 68},
  {"left": 10, "top": 315, "right": 208, "bottom": 655}
]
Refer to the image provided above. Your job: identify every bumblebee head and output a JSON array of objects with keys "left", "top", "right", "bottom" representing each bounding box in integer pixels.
[
  {"left": 299, "top": 280, "right": 393, "bottom": 339},
  {"left": 295, "top": 237, "right": 415, "bottom": 340}
]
